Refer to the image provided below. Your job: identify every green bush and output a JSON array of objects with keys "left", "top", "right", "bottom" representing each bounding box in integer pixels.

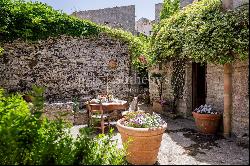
[
  {"left": 151, "top": 0, "right": 249, "bottom": 64},
  {"left": 0, "top": 89, "right": 126, "bottom": 165}
]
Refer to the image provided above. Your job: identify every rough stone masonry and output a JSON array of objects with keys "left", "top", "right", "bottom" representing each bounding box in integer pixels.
[{"left": 0, "top": 34, "right": 138, "bottom": 103}]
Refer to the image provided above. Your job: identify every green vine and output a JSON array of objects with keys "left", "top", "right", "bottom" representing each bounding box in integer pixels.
[
  {"left": 0, "top": 0, "right": 148, "bottom": 70},
  {"left": 151, "top": 0, "right": 249, "bottom": 64},
  {"left": 171, "top": 60, "right": 186, "bottom": 112}
]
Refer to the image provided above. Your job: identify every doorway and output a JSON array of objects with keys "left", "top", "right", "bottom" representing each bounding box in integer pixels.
[{"left": 192, "top": 63, "right": 207, "bottom": 110}]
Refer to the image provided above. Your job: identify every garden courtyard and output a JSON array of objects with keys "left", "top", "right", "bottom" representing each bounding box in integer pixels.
[
  {"left": 0, "top": 0, "right": 249, "bottom": 165},
  {"left": 70, "top": 104, "right": 249, "bottom": 165}
]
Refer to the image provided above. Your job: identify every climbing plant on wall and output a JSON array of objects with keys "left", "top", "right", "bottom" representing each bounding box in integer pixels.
[
  {"left": 0, "top": 0, "right": 149, "bottom": 70},
  {"left": 150, "top": 0, "right": 249, "bottom": 112},
  {"left": 151, "top": 0, "right": 249, "bottom": 64}
]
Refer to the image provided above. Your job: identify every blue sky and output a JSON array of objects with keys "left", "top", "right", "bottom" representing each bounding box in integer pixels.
[{"left": 29, "top": 0, "right": 163, "bottom": 20}]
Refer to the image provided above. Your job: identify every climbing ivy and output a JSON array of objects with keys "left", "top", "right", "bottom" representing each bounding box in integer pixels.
[
  {"left": 160, "top": 0, "right": 180, "bottom": 20},
  {"left": 151, "top": 0, "right": 249, "bottom": 65},
  {"left": 0, "top": 0, "right": 148, "bottom": 69}
]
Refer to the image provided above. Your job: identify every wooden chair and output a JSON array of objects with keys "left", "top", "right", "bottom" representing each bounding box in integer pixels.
[{"left": 87, "top": 100, "right": 110, "bottom": 134}]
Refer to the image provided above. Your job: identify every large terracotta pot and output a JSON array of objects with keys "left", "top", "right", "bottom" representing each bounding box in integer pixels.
[
  {"left": 116, "top": 119, "right": 167, "bottom": 165},
  {"left": 192, "top": 112, "right": 221, "bottom": 135}
]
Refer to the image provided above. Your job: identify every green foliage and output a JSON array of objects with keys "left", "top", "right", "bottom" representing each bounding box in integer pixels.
[
  {"left": 0, "top": 0, "right": 148, "bottom": 70},
  {"left": 0, "top": 89, "right": 126, "bottom": 165},
  {"left": 160, "top": 0, "right": 180, "bottom": 20},
  {"left": 151, "top": 0, "right": 249, "bottom": 64}
]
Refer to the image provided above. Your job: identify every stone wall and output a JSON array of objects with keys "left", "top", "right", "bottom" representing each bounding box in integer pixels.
[
  {"left": 206, "top": 64, "right": 224, "bottom": 112},
  {"left": 135, "top": 17, "right": 153, "bottom": 36},
  {"left": 180, "top": 0, "right": 196, "bottom": 8},
  {"left": 206, "top": 60, "right": 249, "bottom": 138},
  {"left": 148, "top": 61, "right": 193, "bottom": 117},
  {"left": 72, "top": 5, "right": 135, "bottom": 34},
  {"left": 155, "top": 3, "right": 163, "bottom": 23},
  {"left": 0, "top": 34, "right": 136, "bottom": 103},
  {"left": 231, "top": 61, "right": 249, "bottom": 137}
]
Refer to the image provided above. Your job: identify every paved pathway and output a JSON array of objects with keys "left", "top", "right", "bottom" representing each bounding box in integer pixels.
[{"left": 70, "top": 104, "right": 249, "bottom": 165}]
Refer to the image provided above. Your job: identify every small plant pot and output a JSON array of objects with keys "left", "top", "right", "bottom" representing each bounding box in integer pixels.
[
  {"left": 116, "top": 119, "right": 167, "bottom": 165},
  {"left": 192, "top": 112, "right": 221, "bottom": 135}
]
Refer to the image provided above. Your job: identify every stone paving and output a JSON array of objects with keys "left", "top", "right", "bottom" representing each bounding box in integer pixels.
[{"left": 70, "top": 104, "right": 249, "bottom": 165}]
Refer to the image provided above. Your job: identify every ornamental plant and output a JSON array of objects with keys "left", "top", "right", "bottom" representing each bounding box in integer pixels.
[
  {"left": 193, "top": 104, "right": 219, "bottom": 114},
  {"left": 0, "top": 88, "right": 126, "bottom": 165},
  {"left": 122, "top": 111, "right": 166, "bottom": 128},
  {"left": 151, "top": 0, "right": 249, "bottom": 64}
]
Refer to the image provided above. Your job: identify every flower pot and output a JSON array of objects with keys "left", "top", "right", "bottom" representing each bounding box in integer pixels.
[
  {"left": 116, "top": 119, "right": 167, "bottom": 165},
  {"left": 192, "top": 112, "right": 221, "bottom": 135}
]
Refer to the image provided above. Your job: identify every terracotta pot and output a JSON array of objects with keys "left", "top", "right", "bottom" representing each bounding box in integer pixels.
[
  {"left": 116, "top": 119, "right": 167, "bottom": 165},
  {"left": 192, "top": 112, "right": 221, "bottom": 135}
]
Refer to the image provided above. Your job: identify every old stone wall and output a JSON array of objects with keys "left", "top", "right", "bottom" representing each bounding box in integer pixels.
[
  {"left": 206, "top": 64, "right": 224, "bottom": 112},
  {"left": 155, "top": 3, "right": 163, "bottom": 23},
  {"left": 0, "top": 34, "right": 136, "bottom": 103},
  {"left": 206, "top": 60, "right": 249, "bottom": 138},
  {"left": 135, "top": 17, "right": 153, "bottom": 36},
  {"left": 72, "top": 5, "right": 135, "bottom": 34},
  {"left": 231, "top": 61, "right": 249, "bottom": 138},
  {"left": 148, "top": 61, "right": 193, "bottom": 116}
]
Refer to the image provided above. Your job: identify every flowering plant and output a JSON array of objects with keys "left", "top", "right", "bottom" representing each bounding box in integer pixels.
[
  {"left": 193, "top": 104, "right": 219, "bottom": 114},
  {"left": 122, "top": 111, "right": 166, "bottom": 128}
]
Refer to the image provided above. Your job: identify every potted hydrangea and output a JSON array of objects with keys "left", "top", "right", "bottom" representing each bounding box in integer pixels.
[
  {"left": 116, "top": 111, "right": 167, "bottom": 165},
  {"left": 192, "top": 104, "right": 222, "bottom": 135}
]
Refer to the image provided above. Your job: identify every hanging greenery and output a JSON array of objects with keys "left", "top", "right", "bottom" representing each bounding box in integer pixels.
[
  {"left": 160, "top": 0, "right": 180, "bottom": 20},
  {"left": 170, "top": 60, "right": 186, "bottom": 112},
  {"left": 151, "top": 0, "right": 249, "bottom": 64},
  {"left": 0, "top": 0, "right": 148, "bottom": 70}
]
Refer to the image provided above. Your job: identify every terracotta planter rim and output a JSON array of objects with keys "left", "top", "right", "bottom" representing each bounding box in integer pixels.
[
  {"left": 117, "top": 119, "right": 167, "bottom": 132},
  {"left": 192, "top": 111, "right": 222, "bottom": 119}
]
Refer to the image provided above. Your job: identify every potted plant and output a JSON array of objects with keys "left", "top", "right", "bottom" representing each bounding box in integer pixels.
[
  {"left": 116, "top": 111, "right": 167, "bottom": 165},
  {"left": 192, "top": 104, "right": 222, "bottom": 135}
]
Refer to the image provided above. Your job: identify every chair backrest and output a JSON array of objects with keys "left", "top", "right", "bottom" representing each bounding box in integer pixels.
[
  {"left": 87, "top": 100, "right": 103, "bottom": 114},
  {"left": 128, "top": 97, "right": 138, "bottom": 112}
]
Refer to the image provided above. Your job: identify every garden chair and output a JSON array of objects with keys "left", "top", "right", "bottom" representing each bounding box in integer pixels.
[
  {"left": 87, "top": 100, "right": 110, "bottom": 134},
  {"left": 121, "top": 96, "right": 138, "bottom": 116}
]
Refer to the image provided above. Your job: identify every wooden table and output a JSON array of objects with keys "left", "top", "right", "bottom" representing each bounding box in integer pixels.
[{"left": 89, "top": 100, "right": 128, "bottom": 112}]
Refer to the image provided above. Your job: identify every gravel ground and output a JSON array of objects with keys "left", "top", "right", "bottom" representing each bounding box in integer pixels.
[{"left": 70, "top": 104, "right": 249, "bottom": 165}]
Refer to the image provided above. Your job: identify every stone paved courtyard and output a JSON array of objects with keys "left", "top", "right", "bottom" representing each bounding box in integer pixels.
[{"left": 70, "top": 104, "right": 249, "bottom": 165}]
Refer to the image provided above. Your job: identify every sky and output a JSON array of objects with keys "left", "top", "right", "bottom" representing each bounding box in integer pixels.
[{"left": 29, "top": 0, "right": 163, "bottom": 21}]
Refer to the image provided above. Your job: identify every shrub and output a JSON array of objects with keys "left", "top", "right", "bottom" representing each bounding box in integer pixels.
[{"left": 0, "top": 88, "right": 126, "bottom": 165}]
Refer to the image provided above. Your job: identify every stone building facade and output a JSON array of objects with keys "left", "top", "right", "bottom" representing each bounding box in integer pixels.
[
  {"left": 72, "top": 5, "right": 135, "bottom": 34},
  {"left": 135, "top": 17, "right": 153, "bottom": 36},
  {"left": 155, "top": 3, "right": 163, "bottom": 23},
  {"left": 149, "top": 0, "right": 249, "bottom": 140}
]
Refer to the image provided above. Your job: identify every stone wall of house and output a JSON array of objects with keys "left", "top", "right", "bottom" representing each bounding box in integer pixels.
[
  {"left": 206, "top": 60, "right": 249, "bottom": 138},
  {"left": 0, "top": 34, "right": 137, "bottom": 103},
  {"left": 206, "top": 64, "right": 224, "bottom": 113},
  {"left": 72, "top": 5, "right": 135, "bottom": 34},
  {"left": 149, "top": 62, "right": 173, "bottom": 103},
  {"left": 135, "top": 17, "right": 153, "bottom": 36},
  {"left": 148, "top": 61, "right": 193, "bottom": 117},
  {"left": 155, "top": 3, "right": 163, "bottom": 23},
  {"left": 231, "top": 61, "right": 249, "bottom": 138}
]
